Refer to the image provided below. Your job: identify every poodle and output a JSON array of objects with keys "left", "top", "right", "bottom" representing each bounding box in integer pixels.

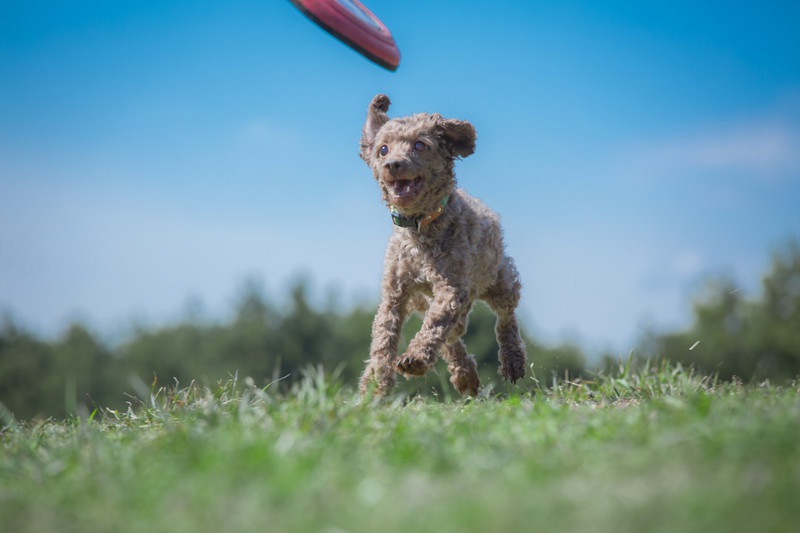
[{"left": 358, "top": 94, "right": 527, "bottom": 396}]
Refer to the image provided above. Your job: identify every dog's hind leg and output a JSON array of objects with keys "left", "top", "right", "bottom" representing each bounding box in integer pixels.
[
  {"left": 482, "top": 257, "right": 527, "bottom": 384},
  {"left": 442, "top": 339, "right": 480, "bottom": 396},
  {"left": 431, "top": 304, "right": 480, "bottom": 396}
]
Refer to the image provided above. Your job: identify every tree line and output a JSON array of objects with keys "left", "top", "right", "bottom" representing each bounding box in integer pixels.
[{"left": 1, "top": 240, "right": 798, "bottom": 420}]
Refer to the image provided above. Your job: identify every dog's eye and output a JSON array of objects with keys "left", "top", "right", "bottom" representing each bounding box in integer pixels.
[
  {"left": 413, "top": 141, "right": 427, "bottom": 152},
  {"left": 379, "top": 145, "right": 389, "bottom": 157}
]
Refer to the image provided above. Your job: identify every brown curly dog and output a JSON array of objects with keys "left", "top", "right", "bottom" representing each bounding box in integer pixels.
[{"left": 359, "top": 94, "right": 527, "bottom": 397}]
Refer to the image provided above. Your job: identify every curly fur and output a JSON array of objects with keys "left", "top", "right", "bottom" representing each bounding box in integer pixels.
[{"left": 359, "top": 94, "right": 527, "bottom": 397}]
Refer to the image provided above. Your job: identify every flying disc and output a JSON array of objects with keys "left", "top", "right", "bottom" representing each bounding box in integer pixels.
[{"left": 290, "top": 0, "right": 400, "bottom": 71}]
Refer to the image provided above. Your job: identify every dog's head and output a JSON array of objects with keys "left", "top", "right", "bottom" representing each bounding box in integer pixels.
[{"left": 359, "top": 94, "right": 476, "bottom": 214}]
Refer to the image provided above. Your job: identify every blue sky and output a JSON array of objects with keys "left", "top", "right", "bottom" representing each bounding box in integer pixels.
[{"left": 1, "top": 1, "right": 799, "bottom": 355}]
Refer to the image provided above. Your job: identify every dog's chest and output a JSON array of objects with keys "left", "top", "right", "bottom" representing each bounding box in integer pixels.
[{"left": 393, "top": 230, "right": 466, "bottom": 281}]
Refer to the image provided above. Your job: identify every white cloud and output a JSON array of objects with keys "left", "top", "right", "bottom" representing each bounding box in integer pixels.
[
  {"left": 671, "top": 250, "right": 704, "bottom": 278},
  {"left": 627, "top": 112, "right": 800, "bottom": 181},
  {"left": 666, "top": 124, "right": 796, "bottom": 171}
]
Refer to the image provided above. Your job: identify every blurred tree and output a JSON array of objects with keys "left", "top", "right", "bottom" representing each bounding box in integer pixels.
[
  {"left": 0, "top": 279, "right": 591, "bottom": 419},
  {"left": 754, "top": 240, "right": 800, "bottom": 378},
  {"left": 222, "top": 284, "right": 280, "bottom": 382},
  {"left": 649, "top": 239, "right": 800, "bottom": 382},
  {"left": 0, "top": 318, "right": 57, "bottom": 420},
  {"left": 55, "top": 323, "right": 127, "bottom": 415},
  {"left": 274, "top": 283, "right": 334, "bottom": 372}
]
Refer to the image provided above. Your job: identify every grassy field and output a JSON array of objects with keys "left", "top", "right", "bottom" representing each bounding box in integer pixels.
[{"left": 1, "top": 361, "right": 799, "bottom": 533}]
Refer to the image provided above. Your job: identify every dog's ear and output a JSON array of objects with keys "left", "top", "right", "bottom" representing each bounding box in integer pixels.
[
  {"left": 437, "top": 118, "right": 476, "bottom": 159},
  {"left": 360, "top": 94, "right": 391, "bottom": 163}
]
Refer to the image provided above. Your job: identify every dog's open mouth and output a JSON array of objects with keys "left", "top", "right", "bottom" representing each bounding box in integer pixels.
[{"left": 388, "top": 176, "right": 424, "bottom": 204}]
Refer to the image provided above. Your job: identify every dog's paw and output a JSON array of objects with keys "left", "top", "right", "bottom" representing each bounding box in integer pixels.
[
  {"left": 395, "top": 355, "right": 430, "bottom": 377},
  {"left": 499, "top": 348, "right": 526, "bottom": 384},
  {"left": 450, "top": 369, "right": 480, "bottom": 396},
  {"left": 360, "top": 358, "right": 397, "bottom": 396},
  {"left": 447, "top": 354, "right": 480, "bottom": 396}
]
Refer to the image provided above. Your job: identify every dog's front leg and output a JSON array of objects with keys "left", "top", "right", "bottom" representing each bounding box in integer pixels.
[
  {"left": 360, "top": 277, "right": 409, "bottom": 396},
  {"left": 395, "top": 283, "right": 469, "bottom": 377}
]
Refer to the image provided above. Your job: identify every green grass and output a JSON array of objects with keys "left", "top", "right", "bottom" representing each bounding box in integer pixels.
[{"left": 2, "top": 362, "right": 799, "bottom": 533}]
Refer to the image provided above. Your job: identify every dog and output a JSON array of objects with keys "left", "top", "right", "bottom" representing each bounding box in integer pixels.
[{"left": 358, "top": 94, "right": 527, "bottom": 396}]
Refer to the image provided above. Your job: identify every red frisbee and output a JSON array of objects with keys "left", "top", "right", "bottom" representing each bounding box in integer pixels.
[{"left": 290, "top": 0, "right": 400, "bottom": 71}]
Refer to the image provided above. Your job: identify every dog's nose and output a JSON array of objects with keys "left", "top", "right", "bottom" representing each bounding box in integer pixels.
[{"left": 383, "top": 159, "right": 406, "bottom": 173}]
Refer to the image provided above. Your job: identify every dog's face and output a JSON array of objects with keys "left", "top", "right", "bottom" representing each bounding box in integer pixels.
[{"left": 360, "top": 95, "right": 476, "bottom": 213}]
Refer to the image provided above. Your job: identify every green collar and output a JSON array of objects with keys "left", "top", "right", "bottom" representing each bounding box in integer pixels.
[{"left": 390, "top": 195, "right": 450, "bottom": 232}]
